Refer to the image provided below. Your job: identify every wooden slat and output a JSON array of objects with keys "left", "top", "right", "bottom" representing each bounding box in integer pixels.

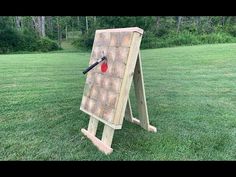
[
  {"left": 96, "top": 27, "right": 143, "bottom": 35},
  {"left": 80, "top": 107, "right": 122, "bottom": 129},
  {"left": 101, "top": 125, "right": 115, "bottom": 147},
  {"left": 128, "top": 117, "right": 157, "bottom": 132},
  {"left": 148, "top": 125, "right": 157, "bottom": 132},
  {"left": 87, "top": 116, "right": 99, "bottom": 136},
  {"left": 125, "top": 96, "right": 157, "bottom": 132},
  {"left": 81, "top": 128, "right": 113, "bottom": 155},
  {"left": 133, "top": 52, "right": 149, "bottom": 129},
  {"left": 133, "top": 52, "right": 151, "bottom": 130},
  {"left": 113, "top": 31, "right": 143, "bottom": 125},
  {"left": 125, "top": 98, "right": 133, "bottom": 122}
]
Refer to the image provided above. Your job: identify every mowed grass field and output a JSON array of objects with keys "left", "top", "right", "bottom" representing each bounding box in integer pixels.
[{"left": 1, "top": 43, "right": 236, "bottom": 160}]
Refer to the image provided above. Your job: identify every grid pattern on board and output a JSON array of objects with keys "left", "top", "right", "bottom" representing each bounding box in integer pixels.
[{"left": 80, "top": 29, "right": 134, "bottom": 125}]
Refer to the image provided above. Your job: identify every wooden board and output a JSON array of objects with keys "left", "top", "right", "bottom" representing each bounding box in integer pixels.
[{"left": 80, "top": 27, "right": 143, "bottom": 129}]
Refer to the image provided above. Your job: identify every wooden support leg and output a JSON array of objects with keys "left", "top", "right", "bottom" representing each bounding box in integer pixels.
[
  {"left": 125, "top": 98, "right": 141, "bottom": 125},
  {"left": 131, "top": 52, "right": 157, "bottom": 132},
  {"left": 125, "top": 99, "right": 156, "bottom": 132},
  {"left": 125, "top": 98, "right": 134, "bottom": 122},
  {"left": 81, "top": 117, "right": 114, "bottom": 155},
  {"left": 87, "top": 116, "right": 99, "bottom": 136},
  {"left": 101, "top": 125, "right": 114, "bottom": 147}
]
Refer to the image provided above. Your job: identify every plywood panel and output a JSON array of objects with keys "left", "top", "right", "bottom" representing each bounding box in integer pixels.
[{"left": 80, "top": 27, "right": 143, "bottom": 129}]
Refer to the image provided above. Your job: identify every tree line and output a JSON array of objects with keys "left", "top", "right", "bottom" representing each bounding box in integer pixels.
[{"left": 1, "top": 16, "right": 236, "bottom": 53}]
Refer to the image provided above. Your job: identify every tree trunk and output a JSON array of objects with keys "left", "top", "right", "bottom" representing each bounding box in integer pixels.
[
  {"left": 32, "top": 16, "right": 41, "bottom": 37},
  {"left": 31, "top": 16, "right": 45, "bottom": 37},
  {"left": 41, "top": 16, "right": 45, "bottom": 37},
  {"left": 223, "top": 16, "right": 229, "bottom": 26},
  {"left": 195, "top": 16, "right": 200, "bottom": 25},
  {"left": 207, "top": 16, "right": 212, "bottom": 26},
  {"left": 57, "top": 17, "right": 61, "bottom": 47},
  {"left": 65, "top": 25, "right": 68, "bottom": 40},
  {"left": 177, "top": 16, "right": 182, "bottom": 33},
  {"left": 16, "top": 16, "right": 21, "bottom": 30},
  {"left": 94, "top": 16, "right": 96, "bottom": 23},
  {"left": 37, "top": 16, "right": 42, "bottom": 36},
  {"left": 85, "top": 16, "right": 88, "bottom": 33},
  {"left": 47, "top": 16, "right": 53, "bottom": 36},
  {"left": 32, "top": 16, "right": 36, "bottom": 29},
  {"left": 194, "top": 16, "right": 200, "bottom": 31},
  {"left": 221, "top": 16, "right": 225, "bottom": 26},
  {"left": 77, "top": 16, "right": 80, "bottom": 28},
  {"left": 156, "top": 16, "right": 160, "bottom": 28}
]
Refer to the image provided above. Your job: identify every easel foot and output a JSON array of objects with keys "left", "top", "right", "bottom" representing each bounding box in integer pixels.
[
  {"left": 130, "top": 117, "right": 157, "bottom": 133},
  {"left": 81, "top": 128, "right": 113, "bottom": 155}
]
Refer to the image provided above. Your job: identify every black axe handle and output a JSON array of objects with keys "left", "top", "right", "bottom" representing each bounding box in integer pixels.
[{"left": 83, "top": 56, "right": 107, "bottom": 74}]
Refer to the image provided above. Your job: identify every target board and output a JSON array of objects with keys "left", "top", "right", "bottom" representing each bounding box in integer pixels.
[{"left": 80, "top": 27, "right": 156, "bottom": 154}]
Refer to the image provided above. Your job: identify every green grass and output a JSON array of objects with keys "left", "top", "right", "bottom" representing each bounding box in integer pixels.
[{"left": 1, "top": 43, "right": 236, "bottom": 160}]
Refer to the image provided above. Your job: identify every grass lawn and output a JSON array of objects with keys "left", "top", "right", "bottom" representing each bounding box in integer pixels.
[{"left": 0, "top": 43, "right": 236, "bottom": 160}]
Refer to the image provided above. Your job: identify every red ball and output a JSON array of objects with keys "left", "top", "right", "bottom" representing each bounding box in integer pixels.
[{"left": 101, "top": 62, "right": 108, "bottom": 73}]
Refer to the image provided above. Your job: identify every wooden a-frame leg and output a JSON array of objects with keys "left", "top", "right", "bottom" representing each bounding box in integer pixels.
[
  {"left": 101, "top": 125, "right": 114, "bottom": 147},
  {"left": 87, "top": 116, "right": 99, "bottom": 136},
  {"left": 125, "top": 98, "right": 134, "bottom": 122},
  {"left": 126, "top": 52, "right": 156, "bottom": 132},
  {"left": 125, "top": 98, "right": 140, "bottom": 125},
  {"left": 81, "top": 116, "right": 114, "bottom": 155}
]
